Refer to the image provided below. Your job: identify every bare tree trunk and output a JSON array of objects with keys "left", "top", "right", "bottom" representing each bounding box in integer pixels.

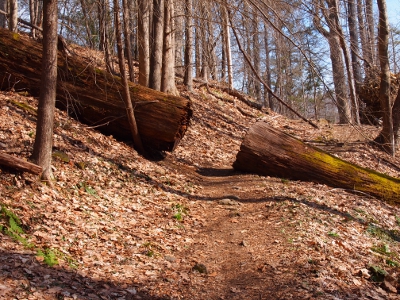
[
  {"left": 138, "top": 0, "right": 150, "bottom": 86},
  {"left": 184, "top": 0, "right": 193, "bottom": 91},
  {"left": 0, "top": 0, "right": 6, "bottom": 28},
  {"left": 375, "top": 0, "right": 394, "bottom": 155},
  {"left": 122, "top": 0, "right": 134, "bottom": 82},
  {"left": 9, "top": 0, "right": 18, "bottom": 32},
  {"left": 347, "top": 0, "right": 362, "bottom": 88},
  {"left": 150, "top": 0, "right": 164, "bottom": 90},
  {"left": 174, "top": 1, "right": 184, "bottom": 77},
  {"left": 392, "top": 86, "right": 400, "bottom": 148},
  {"left": 357, "top": 0, "right": 373, "bottom": 74},
  {"left": 222, "top": 4, "right": 232, "bottom": 90},
  {"left": 98, "top": 0, "right": 114, "bottom": 74},
  {"left": 313, "top": 0, "right": 351, "bottom": 124},
  {"left": 365, "top": 0, "right": 376, "bottom": 65},
  {"left": 252, "top": 8, "right": 261, "bottom": 103},
  {"left": 32, "top": 0, "right": 58, "bottom": 182},
  {"left": 113, "top": 0, "right": 144, "bottom": 154},
  {"left": 264, "top": 25, "right": 273, "bottom": 109},
  {"left": 29, "top": 0, "right": 38, "bottom": 37},
  {"left": 161, "top": 0, "right": 178, "bottom": 95}
]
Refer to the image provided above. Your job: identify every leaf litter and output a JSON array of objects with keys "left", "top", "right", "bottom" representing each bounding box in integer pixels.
[{"left": 1, "top": 79, "right": 400, "bottom": 299}]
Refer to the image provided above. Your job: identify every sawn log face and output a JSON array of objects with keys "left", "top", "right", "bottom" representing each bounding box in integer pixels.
[
  {"left": 0, "top": 29, "right": 192, "bottom": 152},
  {"left": 233, "top": 121, "right": 400, "bottom": 203}
]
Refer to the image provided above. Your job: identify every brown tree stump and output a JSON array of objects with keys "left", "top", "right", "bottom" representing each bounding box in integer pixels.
[
  {"left": 233, "top": 121, "right": 400, "bottom": 204},
  {"left": 0, "top": 28, "right": 192, "bottom": 152}
]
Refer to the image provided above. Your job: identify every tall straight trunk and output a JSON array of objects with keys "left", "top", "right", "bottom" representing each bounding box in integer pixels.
[
  {"left": 122, "top": 0, "right": 134, "bottom": 82},
  {"left": 376, "top": 0, "right": 394, "bottom": 155},
  {"left": 32, "top": 0, "right": 58, "bottom": 182},
  {"left": 184, "top": 0, "right": 193, "bottom": 91},
  {"left": 128, "top": 0, "right": 137, "bottom": 61},
  {"left": 357, "top": 0, "right": 373, "bottom": 74},
  {"left": 222, "top": 5, "right": 232, "bottom": 90},
  {"left": 365, "top": 0, "right": 376, "bottom": 65},
  {"left": 113, "top": 0, "right": 144, "bottom": 154},
  {"left": 348, "top": 0, "right": 362, "bottom": 89},
  {"left": 199, "top": 3, "right": 208, "bottom": 81},
  {"left": 174, "top": 1, "right": 184, "bottom": 77},
  {"left": 195, "top": 23, "right": 201, "bottom": 78},
  {"left": 0, "top": 0, "right": 6, "bottom": 28},
  {"left": 9, "top": 0, "right": 18, "bottom": 32},
  {"left": 29, "top": 0, "right": 39, "bottom": 37},
  {"left": 98, "top": 0, "right": 114, "bottom": 74},
  {"left": 161, "top": 0, "right": 178, "bottom": 95},
  {"left": 252, "top": 10, "right": 261, "bottom": 103},
  {"left": 392, "top": 87, "right": 400, "bottom": 148},
  {"left": 335, "top": 10, "right": 359, "bottom": 124},
  {"left": 138, "top": 0, "right": 150, "bottom": 86},
  {"left": 264, "top": 26, "right": 273, "bottom": 109},
  {"left": 150, "top": 0, "right": 164, "bottom": 90}
]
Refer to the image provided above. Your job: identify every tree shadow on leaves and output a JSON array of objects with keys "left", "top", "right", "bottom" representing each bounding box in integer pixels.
[{"left": 0, "top": 249, "right": 169, "bottom": 300}]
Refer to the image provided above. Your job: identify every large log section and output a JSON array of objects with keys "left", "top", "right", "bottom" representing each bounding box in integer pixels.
[
  {"left": 233, "top": 121, "right": 400, "bottom": 204},
  {"left": 0, "top": 29, "right": 192, "bottom": 152}
]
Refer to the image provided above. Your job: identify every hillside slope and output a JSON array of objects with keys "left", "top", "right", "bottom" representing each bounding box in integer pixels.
[{"left": 1, "top": 80, "right": 400, "bottom": 299}]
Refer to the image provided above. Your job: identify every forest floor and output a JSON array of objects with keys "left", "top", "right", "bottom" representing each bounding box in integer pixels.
[{"left": 2, "top": 64, "right": 400, "bottom": 299}]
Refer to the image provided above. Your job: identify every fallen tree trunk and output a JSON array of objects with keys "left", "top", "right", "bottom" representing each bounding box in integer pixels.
[
  {"left": 0, "top": 152, "right": 42, "bottom": 175},
  {"left": 233, "top": 121, "right": 400, "bottom": 204},
  {"left": 0, "top": 28, "right": 192, "bottom": 152}
]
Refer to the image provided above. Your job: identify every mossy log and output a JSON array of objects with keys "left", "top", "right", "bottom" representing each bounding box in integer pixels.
[
  {"left": 0, "top": 28, "right": 192, "bottom": 152},
  {"left": 0, "top": 152, "right": 42, "bottom": 175},
  {"left": 233, "top": 121, "right": 400, "bottom": 204}
]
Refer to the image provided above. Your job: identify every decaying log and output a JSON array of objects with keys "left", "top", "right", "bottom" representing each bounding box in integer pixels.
[
  {"left": 0, "top": 28, "right": 192, "bottom": 152},
  {"left": 0, "top": 152, "right": 42, "bottom": 175},
  {"left": 233, "top": 121, "right": 400, "bottom": 204}
]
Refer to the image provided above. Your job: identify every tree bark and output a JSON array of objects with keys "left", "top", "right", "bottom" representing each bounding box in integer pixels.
[
  {"left": 221, "top": 4, "right": 232, "bottom": 90},
  {"left": 122, "top": 0, "right": 135, "bottom": 82},
  {"left": 138, "top": 0, "right": 150, "bottom": 87},
  {"left": 161, "top": 0, "right": 178, "bottom": 95},
  {"left": 150, "top": 0, "right": 164, "bottom": 91},
  {"left": 233, "top": 121, "right": 400, "bottom": 204},
  {"left": 0, "top": 0, "right": 6, "bottom": 28},
  {"left": 183, "top": 0, "right": 193, "bottom": 91},
  {"left": 0, "top": 152, "right": 42, "bottom": 175},
  {"left": 375, "top": 0, "right": 394, "bottom": 156},
  {"left": 9, "top": 0, "right": 17, "bottom": 32},
  {"left": 0, "top": 28, "right": 192, "bottom": 152},
  {"left": 32, "top": 0, "right": 58, "bottom": 182}
]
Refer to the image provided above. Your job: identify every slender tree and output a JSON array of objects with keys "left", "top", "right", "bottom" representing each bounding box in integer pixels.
[
  {"left": 32, "top": 0, "right": 58, "bottom": 182},
  {"left": 9, "top": 0, "right": 18, "bottom": 32},
  {"left": 0, "top": 0, "right": 6, "bottom": 28},
  {"left": 113, "top": 0, "right": 144, "bottom": 153},
  {"left": 184, "top": 0, "right": 193, "bottom": 91},
  {"left": 161, "top": 0, "right": 178, "bottom": 95},
  {"left": 375, "top": 0, "right": 394, "bottom": 155},
  {"left": 150, "top": 0, "right": 164, "bottom": 90},
  {"left": 138, "top": 0, "right": 150, "bottom": 86},
  {"left": 221, "top": 4, "right": 232, "bottom": 90}
]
